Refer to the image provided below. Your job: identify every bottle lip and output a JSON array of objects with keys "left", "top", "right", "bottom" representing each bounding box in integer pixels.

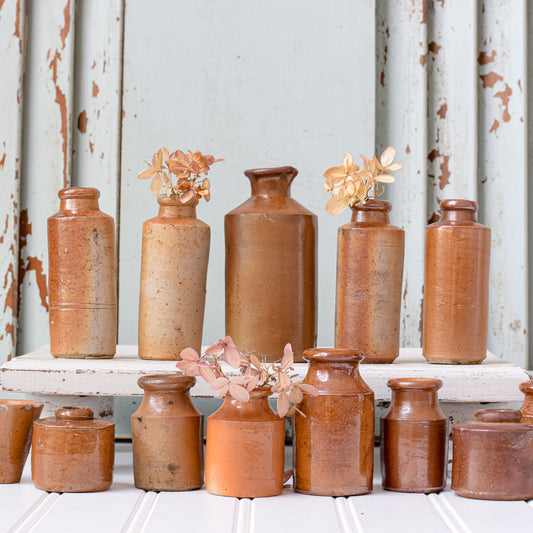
[
  {"left": 387, "top": 377, "right": 443, "bottom": 391},
  {"left": 244, "top": 166, "right": 298, "bottom": 180},
  {"left": 56, "top": 406, "right": 94, "bottom": 420},
  {"left": 351, "top": 199, "right": 392, "bottom": 212},
  {"left": 440, "top": 199, "right": 478, "bottom": 212},
  {"left": 303, "top": 348, "right": 364, "bottom": 363},
  {"left": 156, "top": 195, "right": 199, "bottom": 207},
  {"left": 474, "top": 408, "right": 522, "bottom": 424},
  {"left": 137, "top": 373, "right": 196, "bottom": 391},
  {"left": 58, "top": 187, "right": 100, "bottom": 200},
  {"left": 520, "top": 381, "right": 533, "bottom": 394}
]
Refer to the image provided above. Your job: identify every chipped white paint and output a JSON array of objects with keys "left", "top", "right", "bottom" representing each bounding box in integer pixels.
[{"left": 0, "top": 0, "right": 25, "bottom": 363}]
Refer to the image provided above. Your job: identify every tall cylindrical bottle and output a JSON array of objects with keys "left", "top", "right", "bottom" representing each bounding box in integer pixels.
[
  {"left": 48, "top": 187, "right": 117, "bottom": 358},
  {"left": 138, "top": 196, "right": 210, "bottom": 360},
  {"left": 335, "top": 200, "right": 404, "bottom": 363},
  {"left": 225, "top": 166, "right": 317, "bottom": 362},
  {"left": 423, "top": 199, "right": 490, "bottom": 364}
]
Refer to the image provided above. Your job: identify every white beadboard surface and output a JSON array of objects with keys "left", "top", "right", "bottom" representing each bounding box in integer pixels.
[{"left": 3, "top": 443, "right": 533, "bottom": 533}]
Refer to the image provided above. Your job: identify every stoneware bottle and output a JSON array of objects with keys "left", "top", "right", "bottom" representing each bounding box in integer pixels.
[
  {"left": 0, "top": 399, "right": 43, "bottom": 483},
  {"left": 519, "top": 381, "right": 533, "bottom": 422},
  {"left": 205, "top": 387, "right": 285, "bottom": 498},
  {"left": 423, "top": 199, "right": 490, "bottom": 364},
  {"left": 381, "top": 378, "right": 448, "bottom": 493},
  {"left": 32, "top": 406, "right": 115, "bottom": 492},
  {"left": 293, "top": 348, "right": 375, "bottom": 496},
  {"left": 225, "top": 166, "right": 317, "bottom": 362},
  {"left": 48, "top": 187, "right": 117, "bottom": 358},
  {"left": 138, "top": 196, "right": 209, "bottom": 360},
  {"left": 335, "top": 200, "right": 404, "bottom": 363},
  {"left": 452, "top": 409, "right": 533, "bottom": 500},
  {"left": 132, "top": 374, "right": 204, "bottom": 491}
]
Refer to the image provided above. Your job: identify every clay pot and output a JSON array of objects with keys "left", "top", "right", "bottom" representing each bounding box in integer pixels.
[
  {"left": 519, "top": 381, "right": 533, "bottom": 422},
  {"left": 205, "top": 387, "right": 285, "bottom": 498},
  {"left": 225, "top": 166, "right": 317, "bottom": 362},
  {"left": 132, "top": 374, "right": 204, "bottom": 491},
  {"left": 48, "top": 187, "right": 117, "bottom": 358},
  {"left": 138, "top": 196, "right": 209, "bottom": 360},
  {"left": 423, "top": 199, "right": 490, "bottom": 364},
  {"left": 335, "top": 200, "right": 404, "bottom": 363},
  {"left": 293, "top": 348, "right": 375, "bottom": 496},
  {"left": 452, "top": 409, "right": 533, "bottom": 500},
  {"left": 380, "top": 378, "right": 448, "bottom": 493},
  {"left": 32, "top": 406, "right": 115, "bottom": 492},
  {"left": 0, "top": 400, "right": 43, "bottom": 483}
]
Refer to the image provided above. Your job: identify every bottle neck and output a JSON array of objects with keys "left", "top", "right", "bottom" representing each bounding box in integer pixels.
[
  {"left": 440, "top": 209, "right": 477, "bottom": 223},
  {"left": 60, "top": 198, "right": 100, "bottom": 212},
  {"left": 391, "top": 389, "right": 439, "bottom": 408},
  {"left": 157, "top": 196, "right": 197, "bottom": 218},
  {"left": 143, "top": 388, "right": 195, "bottom": 412},
  {"left": 245, "top": 166, "right": 297, "bottom": 197},
  {"left": 350, "top": 200, "right": 391, "bottom": 224}
]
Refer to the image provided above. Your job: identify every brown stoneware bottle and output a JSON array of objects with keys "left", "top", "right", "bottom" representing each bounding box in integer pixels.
[
  {"left": 132, "top": 374, "right": 204, "bottom": 491},
  {"left": 32, "top": 406, "right": 115, "bottom": 492},
  {"left": 138, "top": 196, "right": 209, "bottom": 360},
  {"left": 381, "top": 378, "right": 448, "bottom": 493},
  {"left": 205, "top": 387, "right": 285, "bottom": 498},
  {"left": 452, "top": 409, "right": 533, "bottom": 500},
  {"left": 423, "top": 199, "right": 490, "bottom": 364},
  {"left": 293, "top": 348, "right": 375, "bottom": 496},
  {"left": 519, "top": 381, "right": 533, "bottom": 422},
  {"left": 0, "top": 399, "right": 43, "bottom": 483},
  {"left": 48, "top": 187, "right": 117, "bottom": 358},
  {"left": 225, "top": 166, "right": 317, "bottom": 362},
  {"left": 335, "top": 200, "right": 404, "bottom": 363}
]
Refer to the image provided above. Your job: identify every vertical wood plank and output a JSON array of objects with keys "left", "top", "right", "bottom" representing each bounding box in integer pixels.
[
  {"left": 71, "top": 0, "right": 124, "bottom": 221},
  {"left": 0, "top": 0, "right": 25, "bottom": 362},
  {"left": 17, "top": 0, "right": 75, "bottom": 355},
  {"left": 478, "top": 0, "right": 528, "bottom": 366},
  {"left": 529, "top": 0, "right": 533, "bottom": 369},
  {"left": 376, "top": 0, "right": 427, "bottom": 347},
  {"left": 427, "top": 0, "right": 477, "bottom": 219}
]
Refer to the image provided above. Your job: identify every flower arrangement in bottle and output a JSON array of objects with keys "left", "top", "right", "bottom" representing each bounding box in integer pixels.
[
  {"left": 323, "top": 147, "right": 402, "bottom": 214},
  {"left": 138, "top": 147, "right": 223, "bottom": 201}
]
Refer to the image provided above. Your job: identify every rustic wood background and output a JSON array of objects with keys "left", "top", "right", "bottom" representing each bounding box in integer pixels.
[{"left": 0, "top": 0, "right": 530, "bottom": 369}]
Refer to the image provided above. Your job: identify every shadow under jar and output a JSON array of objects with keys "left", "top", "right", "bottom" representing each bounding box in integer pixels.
[
  {"left": 381, "top": 378, "right": 448, "bottom": 493},
  {"left": 293, "top": 348, "right": 375, "bottom": 496}
]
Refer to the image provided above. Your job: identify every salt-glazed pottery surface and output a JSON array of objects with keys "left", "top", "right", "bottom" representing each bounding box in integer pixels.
[
  {"left": 335, "top": 200, "right": 404, "bottom": 363},
  {"left": 519, "top": 381, "right": 533, "bottom": 423},
  {"left": 423, "top": 199, "right": 490, "bottom": 364},
  {"left": 293, "top": 348, "right": 375, "bottom": 496},
  {"left": 381, "top": 378, "right": 448, "bottom": 493},
  {"left": 452, "top": 409, "right": 533, "bottom": 500},
  {"left": 32, "top": 406, "right": 115, "bottom": 493},
  {"left": 205, "top": 387, "right": 285, "bottom": 498},
  {"left": 138, "top": 196, "right": 209, "bottom": 360},
  {"left": 132, "top": 374, "right": 204, "bottom": 491},
  {"left": 0, "top": 400, "right": 43, "bottom": 483},
  {"left": 48, "top": 187, "right": 117, "bottom": 358},
  {"left": 225, "top": 166, "right": 317, "bottom": 362}
]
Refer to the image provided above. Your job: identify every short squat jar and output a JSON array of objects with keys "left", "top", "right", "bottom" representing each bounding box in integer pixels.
[
  {"left": 519, "top": 381, "right": 533, "bottom": 423},
  {"left": 452, "top": 409, "right": 533, "bottom": 500},
  {"left": 381, "top": 378, "right": 448, "bottom": 493},
  {"left": 293, "top": 348, "right": 375, "bottom": 496},
  {"left": 132, "top": 374, "right": 204, "bottom": 491}
]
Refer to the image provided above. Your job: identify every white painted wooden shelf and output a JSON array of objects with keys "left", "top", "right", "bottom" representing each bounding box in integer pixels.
[{"left": 4, "top": 443, "right": 533, "bottom": 533}]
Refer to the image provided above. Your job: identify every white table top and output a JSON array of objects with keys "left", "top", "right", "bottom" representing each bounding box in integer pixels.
[{"left": 4, "top": 443, "right": 533, "bottom": 533}]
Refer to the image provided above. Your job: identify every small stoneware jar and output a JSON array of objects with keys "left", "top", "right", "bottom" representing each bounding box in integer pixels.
[
  {"left": 205, "top": 387, "right": 285, "bottom": 498},
  {"left": 519, "top": 381, "right": 533, "bottom": 423},
  {"left": 293, "top": 348, "right": 375, "bottom": 496},
  {"left": 132, "top": 374, "right": 204, "bottom": 491},
  {"left": 452, "top": 409, "right": 533, "bottom": 500},
  {"left": 381, "top": 378, "right": 448, "bottom": 493},
  {"left": 32, "top": 407, "right": 115, "bottom": 493},
  {"left": 0, "top": 399, "right": 43, "bottom": 483}
]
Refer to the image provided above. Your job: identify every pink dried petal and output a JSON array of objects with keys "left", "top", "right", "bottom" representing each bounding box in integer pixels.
[
  {"left": 277, "top": 391, "right": 290, "bottom": 417},
  {"left": 199, "top": 366, "right": 218, "bottom": 384},
  {"left": 180, "top": 347, "right": 200, "bottom": 361},
  {"left": 289, "top": 386, "right": 303, "bottom": 404},
  {"left": 209, "top": 377, "right": 230, "bottom": 390},
  {"left": 205, "top": 341, "right": 223, "bottom": 356},
  {"left": 228, "top": 383, "right": 250, "bottom": 403},
  {"left": 246, "top": 375, "right": 259, "bottom": 392},
  {"left": 296, "top": 383, "right": 319, "bottom": 396},
  {"left": 278, "top": 371, "right": 291, "bottom": 390},
  {"left": 175, "top": 360, "right": 200, "bottom": 376},
  {"left": 280, "top": 343, "right": 294, "bottom": 370},
  {"left": 250, "top": 354, "right": 262, "bottom": 371}
]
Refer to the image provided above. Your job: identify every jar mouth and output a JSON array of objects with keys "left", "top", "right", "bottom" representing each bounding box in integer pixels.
[
  {"left": 440, "top": 199, "right": 478, "bottom": 212},
  {"left": 474, "top": 409, "right": 522, "bottom": 424},
  {"left": 0, "top": 399, "right": 44, "bottom": 410},
  {"left": 138, "top": 373, "right": 196, "bottom": 391},
  {"left": 156, "top": 195, "right": 199, "bottom": 207},
  {"left": 248, "top": 386, "right": 273, "bottom": 398},
  {"left": 351, "top": 199, "right": 391, "bottom": 212},
  {"left": 244, "top": 166, "right": 298, "bottom": 180},
  {"left": 387, "top": 378, "right": 443, "bottom": 391},
  {"left": 58, "top": 187, "right": 100, "bottom": 200},
  {"left": 303, "top": 348, "right": 364, "bottom": 363}
]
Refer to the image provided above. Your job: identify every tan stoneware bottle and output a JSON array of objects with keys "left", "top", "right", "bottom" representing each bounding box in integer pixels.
[
  {"left": 452, "top": 409, "right": 533, "bottom": 500},
  {"left": 225, "top": 166, "right": 317, "bottom": 362},
  {"left": 381, "top": 378, "right": 448, "bottom": 493},
  {"left": 519, "top": 381, "right": 533, "bottom": 422},
  {"left": 423, "top": 199, "right": 490, "bottom": 364},
  {"left": 293, "top": 348, "right": 375, "bottom": 496},
  {"left": 0, "top": 399, "right": 43, "bottom": 483},
  {"left": 335, "top": 200, "right": 404, "bottom": 363},
  {"left": 32, "top": 406, "right": 115, "bottom": 492},
  {"left": 48, "top": 187, "right": 117, "bottom": 358},
  {"left": 138, "top": 196, "right": 209, "bottom": 360},
  {"left": 132, "top": 374, "right": 204, "bottom": 491},
  {"left": 205, "top": 387, "right": 285, "bottom": 498}
]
